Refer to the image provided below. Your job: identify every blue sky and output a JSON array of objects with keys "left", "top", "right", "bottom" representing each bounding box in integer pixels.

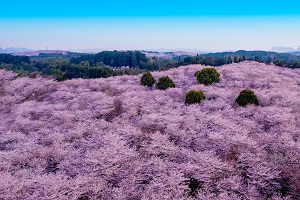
[{"left": 1, "top": 0, "right": 300, "bottom": 51}]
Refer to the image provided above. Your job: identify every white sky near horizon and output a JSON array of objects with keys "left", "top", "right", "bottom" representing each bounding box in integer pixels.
[{"left": 1, "top": 16, "right": 300, "bottom": 52}]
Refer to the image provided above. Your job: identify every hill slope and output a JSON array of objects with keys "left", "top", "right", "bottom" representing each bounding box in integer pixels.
[{"left": 0, "top": 62, "right": 299, "bottom": 199}]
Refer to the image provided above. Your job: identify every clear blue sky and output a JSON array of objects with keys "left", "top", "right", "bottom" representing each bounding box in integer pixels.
[{"left": 1, "top": 0, "right": 300, "bottom": 51}]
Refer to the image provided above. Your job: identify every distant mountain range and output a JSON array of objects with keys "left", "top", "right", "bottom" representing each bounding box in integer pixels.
[
  {"left": 270, "top": 46, "right": 300, "bottom": 53},
  {"left": 2, "top": 47, "right": 300, "bottom": 57},
  {"left": 0, "top": 47, "right": 34, "bottom": 54},
  {"left": 13, "top": 50, "right": 69, "bottom": 56},
  {"left": 0, "top": 47, "right": 210, "bottom": 54},
  {"left": 141, "top": 51, "right": 197, "bottom": 59},
  {"left": 144, "top": 48, "right": 210, "bottom": 54}
]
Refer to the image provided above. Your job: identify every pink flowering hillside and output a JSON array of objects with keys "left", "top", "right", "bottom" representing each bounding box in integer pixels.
[{"left": 0, "top": 61, "right": 299, "bottom": 199}]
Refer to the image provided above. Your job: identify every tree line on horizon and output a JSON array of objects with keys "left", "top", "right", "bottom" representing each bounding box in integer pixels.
[{"left": 0, "top": 50, "right": 299, "bottom": 81}]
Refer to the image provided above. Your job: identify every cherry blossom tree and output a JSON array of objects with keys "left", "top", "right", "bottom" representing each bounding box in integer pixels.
[{"left": 0, "top": 62, "right": 299, "bottom": 199}]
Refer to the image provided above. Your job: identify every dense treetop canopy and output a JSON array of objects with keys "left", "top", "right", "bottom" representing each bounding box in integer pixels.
[
  {"left": 0, "top": 61, "right": 299, "bottom": 199},
  {"left": 1, "top": 50, "right": 300, "bottom": 82}
]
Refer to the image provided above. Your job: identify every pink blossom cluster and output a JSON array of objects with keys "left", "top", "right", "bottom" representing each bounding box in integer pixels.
[{"left": 0, "top": 61, "right": 299, "bottom": 199}]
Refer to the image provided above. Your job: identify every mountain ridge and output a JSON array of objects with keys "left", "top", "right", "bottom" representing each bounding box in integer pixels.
[{"left": 270, "top": 46, "right": 296, "bottom": 52}]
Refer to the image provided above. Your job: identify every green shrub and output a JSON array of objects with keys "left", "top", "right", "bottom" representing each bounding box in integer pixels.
[
  {"left": 185, "top": 90, "right": 206, "bottom": 104},
  {"left": 156, "top": 76, "right": 175, "bottom": 90},
  {"left": 140, "top": 72, "right": 156, "bottom": 87},
  {"left": 195, "top": 68, "right": 220, "bottom": 85},
  {"left": 235, "top": 90, "right": 259, "bottom": 106}
]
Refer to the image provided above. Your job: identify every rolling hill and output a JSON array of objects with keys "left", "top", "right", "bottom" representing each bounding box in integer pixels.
[{"left": 0, "top": 62, "right": 299, "bottom": 199}]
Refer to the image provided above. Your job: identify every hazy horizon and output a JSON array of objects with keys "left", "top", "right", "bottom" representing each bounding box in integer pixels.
[{"left": 1, "top": 0, "right": 300, "bottom": 51}]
